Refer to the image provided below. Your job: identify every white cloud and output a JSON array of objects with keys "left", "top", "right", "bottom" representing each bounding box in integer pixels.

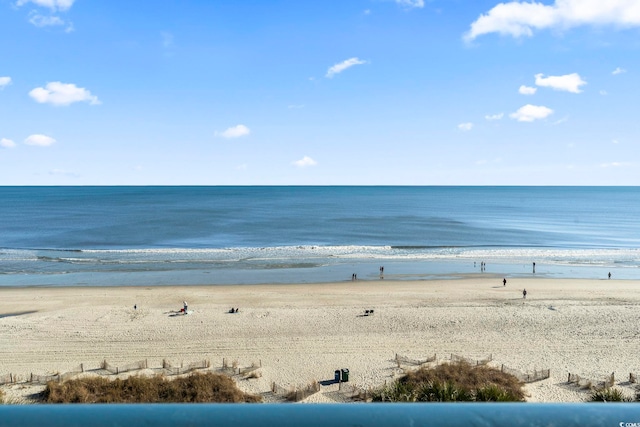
[
  {"left": 485, "top": 113, "right": 504, "bottom": 120},
  {"left": 326, "top": 57, "right": 367, "bottom": 78},
  {"left": 395, "top": 0, "right": 424, "bottom": 8},
  {"left": 217, "top": 124, "right": 250, "bottom": 139},
  {"left": 16, "top": 0, "right": 74, "bottom": 11},
  {"left": 519, "top": 85, "right": 537, "bottom": 95},
  {"left": 292, "top": 156, "right": 317, "bottom": 168},
  {"left": 612, "top": 67, "right": 627, "bottom": 75},
  {"left": 1, "top": 138, "right": 16, "bottom": 148},
  {"left": 24, "top": 134, "right": 56, "bottom": 147},
  {"left": 535, "top": 73, "right": 586, "bottom": 93},
  {"left": 0, "top": 76, "right": 11, "bottom": 88},
  {"left": 458, "top": 122, "right": 473, "bottom": 131},
  {"left": 599, "top": 90, "right": 608, "bottom": 95},
  {"left": 465, "top": 0, "right": 640, "bottom": 41},
  {"left": 29, "top": 13, "right": 64, "bottom": 27},
  {"left": 29, "top": 82, "right": 100, "bottom": 106},
  {"left": 27, "top": 12, "right": 73, "bottom": 31},
  {"left": 509, "top": 104, "right": 554, "bottom": 122},
  {"left": 600, "top": 161, "right": 630, "bottom": 168}
]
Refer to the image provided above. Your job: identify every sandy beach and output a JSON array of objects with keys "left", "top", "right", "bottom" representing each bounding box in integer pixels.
[{"left": 1, "top": 276, "right": 639, "bottom": 403}]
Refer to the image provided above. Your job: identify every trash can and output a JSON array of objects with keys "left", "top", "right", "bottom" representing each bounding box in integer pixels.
[
  {"left": 341, "top": 368, "right": 349, "bottom": 382},
  {"left": 334, "top": 370, "right": 342, "bottom": 383}
]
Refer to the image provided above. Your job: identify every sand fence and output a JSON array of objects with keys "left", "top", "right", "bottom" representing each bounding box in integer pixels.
[
  {"left": 217, "top": 358, "right": 262, "bottom": 377},
  {"left": 0, "top": 358, "right": 261, "bottom": 386},
  {"left": 500, "top": 365, "right": 550, "bottom": 383},
  {"left": 451, "top": 353, "right": 493, "bottom": 366},
  {"left": 394, "top": 352, "right": 549, "bottom": 385},
  {"left": 394, "top": 353, "right": 437, "bottom": 367},
  {"left": 567, "top": 372, "right": 616, "bottom": 390},
  {"left": 271, "top": 380, "right": 320, "bottom": 402}
]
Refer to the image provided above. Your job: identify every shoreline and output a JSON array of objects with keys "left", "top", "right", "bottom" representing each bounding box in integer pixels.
[{"left": 2, "top": 277, "right": 639, "bottom": 403}]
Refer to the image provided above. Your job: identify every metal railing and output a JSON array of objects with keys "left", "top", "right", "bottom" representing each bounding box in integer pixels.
[{"left": 1, "top": 403, "right": 640, "bottom": 427}]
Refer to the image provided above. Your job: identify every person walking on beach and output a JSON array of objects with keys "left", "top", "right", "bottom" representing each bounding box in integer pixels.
[
  {"left": 503, "top": 278, "right": 507, "bottom": 286},
  {"left": 533, "top": 262, "right": 536, "bottom": 274},
  {"left": 522, "top": 289, "right": 527, "bottom": 299},
  {"left": 608, "top": 272, "right": 612, "bottom": 279},
  {"left": 183, "top": 301, "right": 188, "bottom": 313}
]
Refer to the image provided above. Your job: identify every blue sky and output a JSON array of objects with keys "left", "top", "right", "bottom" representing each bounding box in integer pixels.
[{"left": 1, "top": 0, "right": 639, "bottom": 185}]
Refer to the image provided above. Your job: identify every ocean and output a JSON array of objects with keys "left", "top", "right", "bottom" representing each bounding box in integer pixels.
[{"left": 0, "top": 186, "right": 638, "bottom": 287}]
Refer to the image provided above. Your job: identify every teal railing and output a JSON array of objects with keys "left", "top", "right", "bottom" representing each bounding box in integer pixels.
[{"left": 2, "top": 403, "right": 640, "bottom": 427}]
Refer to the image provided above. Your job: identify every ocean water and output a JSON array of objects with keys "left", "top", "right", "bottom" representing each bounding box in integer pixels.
[{"left": 0, "top": 186, "right": 638, "bottom": 287}]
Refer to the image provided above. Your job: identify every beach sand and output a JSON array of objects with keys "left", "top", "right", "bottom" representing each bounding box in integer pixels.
[{"left": 1, "top": 276, "right": 639, "bottom": 403}]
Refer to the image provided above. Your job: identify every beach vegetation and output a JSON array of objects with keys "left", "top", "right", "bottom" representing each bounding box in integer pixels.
[
  {"left": 589, "top": 388, "right": 633, "bottom": 402},
  {"left": 371, "top": 361, "right": 524, "bottom": 402},
  {"left": 43, "top": 372, "right": 261, "bottom": 403}
]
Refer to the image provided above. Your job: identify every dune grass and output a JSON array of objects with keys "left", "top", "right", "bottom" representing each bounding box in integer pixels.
[
  {"left": 371, "top": 361, "right": 525, "bottom": 402},
  {"left": 589, "top": 388, "right": 634, "bottom": 402},
  {"left": 43, "top": 372, "right": 261, "bottom": 403}
]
